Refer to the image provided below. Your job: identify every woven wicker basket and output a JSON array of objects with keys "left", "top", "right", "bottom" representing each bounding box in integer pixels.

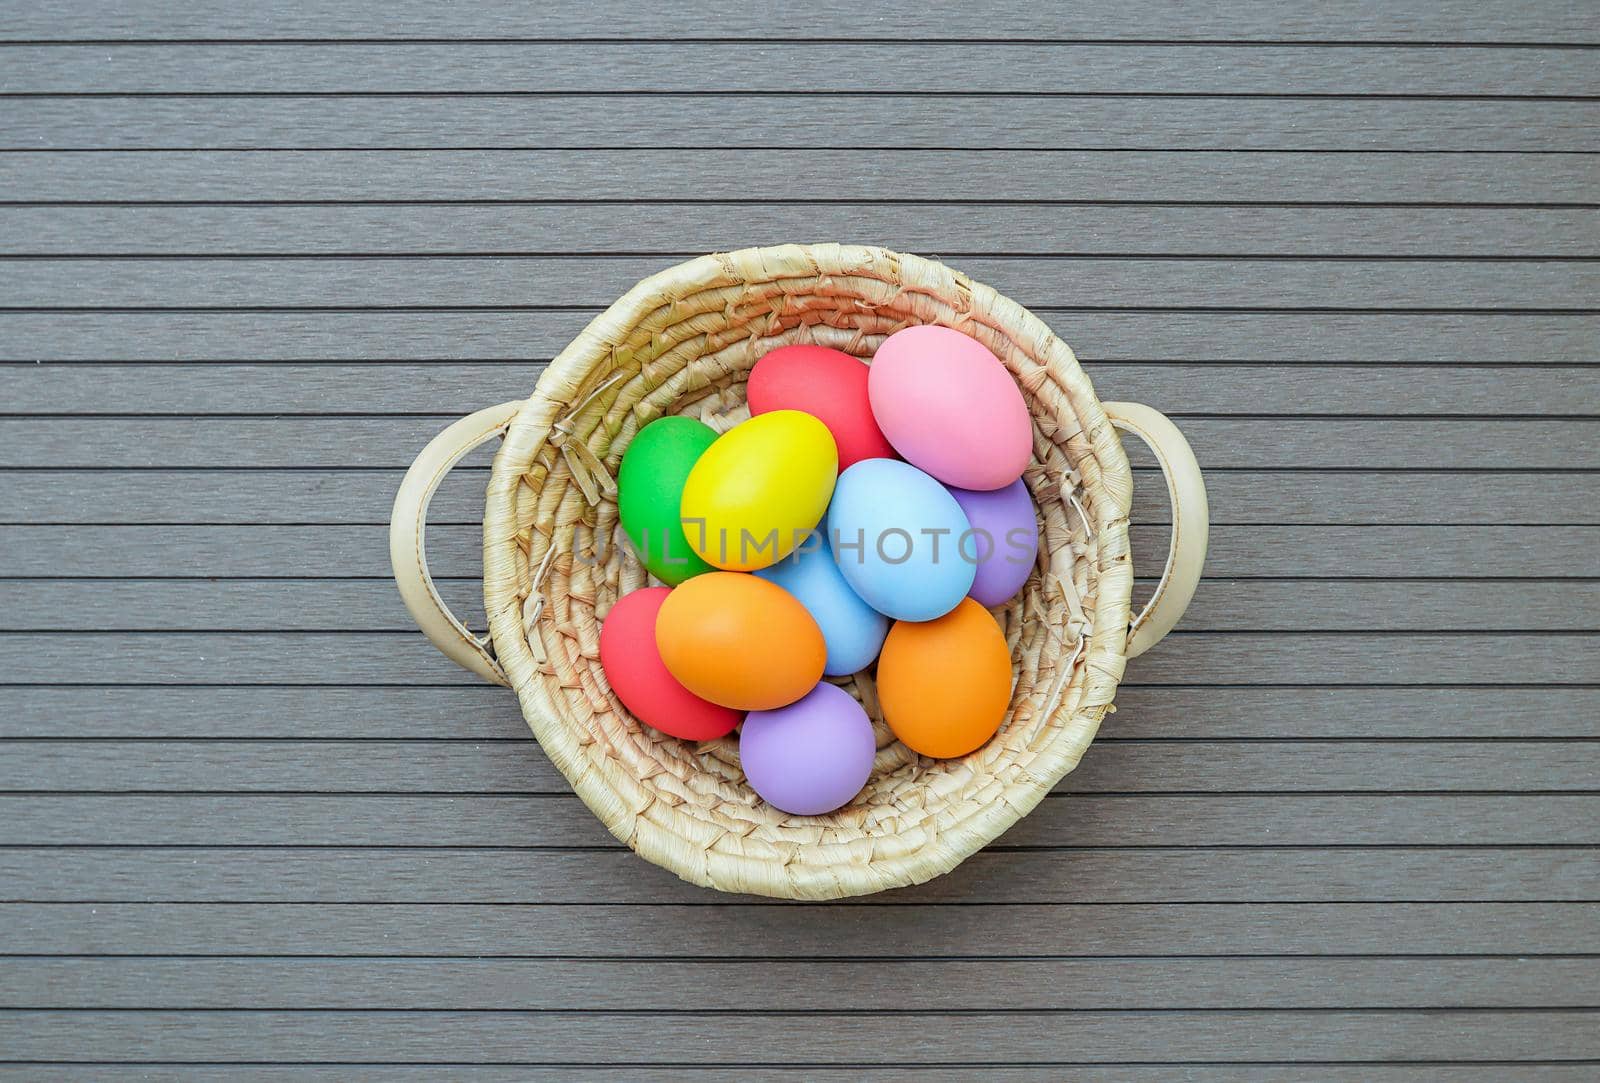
[{"left": 392, "top": 243, "right": 1208, "bottom": 900}]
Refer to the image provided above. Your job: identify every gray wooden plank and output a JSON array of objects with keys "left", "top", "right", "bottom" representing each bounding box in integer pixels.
[
  {"left": 4, "top": 469, "right": 1595, "bottom": 526},
  {"left": 15, "top": 1062, "right": 1600, "bottom": 1081},
  {"left": 10, "top": 901, "right": 1592, "bottom": 955},
  {"left": 8, "top": 363, "right": 1594, "bottom": 416},
  {"left": 9, "top": 96, "right": 1598, "bottom": 153},
  {"left": 4, "top": 525, "right": 1594, "bottom": 580},
  {"left": 4, "top": 1071, "right": 1594, "bottom": 1083},
  {"left": 8, "top": 205, "right": 1592, "bottom": 258},
  {"left": 4, "top": 794, "right": 1592, "bottom": 847},
  {"left": 8, "top": 417, "right": 1598, "bottom": 469},
  {"left": 5, "top": 577, "right": 1593, "bottom": 633},
  {"left": 6, "top": 956, "right": 1592, "bottom": 1010},
  {"left": 1, "top": 1008, "right": 1594, "bottom": 1064},
  {"left": 1, "top": 737, "right": 1591, "bottom": 792},
  {"left": 3, "top": 256, "right": 1592, "bottom": 310},
  {"left": 1120, "top": 419, "right": 1600, "bottom": 467},
  {"left": 3, "top": 311, "right": 1589, "bottom": 364},
  {"left": 6, "top": 43, "right": 1593, "bottom": 95},
  {"left": 4, "top": 685, "right": 1592, "bottom": 740},
  {"left": 0, "top": 847, "right": 1594, "bottom": 906},
  {"left": 2, "top": 150, "right": 1592, "bottom": 203},
  {"left": 3, "top": 0, "right": 1593, "bottom": 44},
  {"left": 0, "top": 630, "right": 1595, "bottom": 684}
]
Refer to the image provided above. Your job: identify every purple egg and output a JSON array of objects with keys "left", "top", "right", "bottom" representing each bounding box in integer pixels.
[
  {"left": 739, "top": 682, "right": 876, "bottom": 816},
  {"left": 947, "top": 478, "right": 1040, "bottom": 607}
]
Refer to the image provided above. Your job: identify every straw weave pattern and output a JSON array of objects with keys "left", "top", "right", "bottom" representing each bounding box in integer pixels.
[{"left": 481, "top": 244, "right": 1134, "bottom": 899}]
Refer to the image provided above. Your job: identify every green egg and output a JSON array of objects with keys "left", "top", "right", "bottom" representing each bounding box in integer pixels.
[{"left": 618, "top": 416, "right": 720, "bottom": 585}]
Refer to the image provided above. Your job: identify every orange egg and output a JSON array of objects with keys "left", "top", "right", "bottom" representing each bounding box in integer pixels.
[
  {"left": 655, "top": 572, "right": 826, "bottom": 711},
  {"left": 877, "top": 597, "right": 1013, "bottom": 758}
]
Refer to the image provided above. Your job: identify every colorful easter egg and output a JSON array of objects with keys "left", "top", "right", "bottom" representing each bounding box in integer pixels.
[
  {"left": 598, "top": 587, "right": 742, "bottom": 741},
  {"left": 867, "top": 324, "right": 1032, "bottom": 491},
  {"left": 747, "top": 344, "right": 896, "bottom": 469},
  {"left": 947, "top": 478, "right": 1040, "bottom": 607},
  {"left": 755, "top": 530, "right": 888, "bottom": 676},
  {"left": 877, "top": 598, "right": 1013, "bottom": 759},
  {"left": 616, "top": 416, "right": 719, "bottom": 585},
  {"left": 827, "top": 458, "right": 975, "bottom": 622},
  {"left": 739, "top": 682, "right": 876, "bottom": 816},
  {"left": 655, "top": 571, "right": 826, "bottom": 711},
  {"left": 679, "top": 410, "right": 838, "bottom": 572}
]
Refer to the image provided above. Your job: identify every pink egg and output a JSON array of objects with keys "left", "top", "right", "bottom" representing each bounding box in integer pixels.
[{"left": 868, "top": 325, "right": 1032, "bottom": 491}]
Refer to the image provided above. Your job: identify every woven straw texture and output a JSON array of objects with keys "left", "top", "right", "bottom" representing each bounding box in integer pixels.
[{"left": 481, "top": 243, "right": 1135, "bottom": 900}]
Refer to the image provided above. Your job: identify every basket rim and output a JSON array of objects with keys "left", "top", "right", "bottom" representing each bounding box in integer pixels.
[{"left": 478, "top": 242, "right": 1136, "bottom": 899}]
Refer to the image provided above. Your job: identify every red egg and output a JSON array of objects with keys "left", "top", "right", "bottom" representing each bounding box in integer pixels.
[
  {"left": 747, "top": 344, "right": 897, "bottom": 469},
  {"left": 599, "top": 587, "right": 742, "bottom": 741}
]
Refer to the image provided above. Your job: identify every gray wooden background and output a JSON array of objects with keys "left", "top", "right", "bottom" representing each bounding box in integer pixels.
[{"left": 2, "top": 1, "right": 1597, "bottom": 1077}]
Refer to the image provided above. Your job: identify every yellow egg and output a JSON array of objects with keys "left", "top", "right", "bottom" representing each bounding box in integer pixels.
[{"left": 679, "top": 410, "right": 838, "bottom": 571}]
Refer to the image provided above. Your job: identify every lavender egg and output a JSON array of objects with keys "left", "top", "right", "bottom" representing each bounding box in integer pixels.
[
  {"left": 947, "top": 478, "right": 1040, "bottom": 607},
  {"left": 739, "top": 682, "right": 875, "bottom": 816}
]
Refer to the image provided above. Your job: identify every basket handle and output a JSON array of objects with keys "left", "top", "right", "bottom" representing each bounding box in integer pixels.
[
  {"left": 390, "top": 401, "right": 525, "bottom": 687},
  {"left": 1101, "top": 402, "right": 1210, "bottom": 659}
]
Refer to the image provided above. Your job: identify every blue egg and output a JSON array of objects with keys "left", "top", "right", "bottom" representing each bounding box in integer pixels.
[
  {"left": 756, "top": 530, "right": 889, "bottom": 675},
  {"left": 827, "top": 458, "right": 976, "bottom": 622}
]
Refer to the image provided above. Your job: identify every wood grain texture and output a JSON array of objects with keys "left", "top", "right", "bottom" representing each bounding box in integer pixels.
[
  {"left": 9, "top": 96, "right": 1599, "bottom": 152},
  {"left": 2, "top": 1072, "right": 1595, "bottom": 1083},
  {"left": 11, "top": 902, "right": 1595, "bottom": 955},
  {"left": 5, "top": 43, "right": 1595, "bottom": 95},
  {"left": 6, "top": 956, "right": 1594, "bottom": 1009},
  {"left": 3, "top": 150, "right": 1593, "bottom": 202},
  {"left": 1, "top": 1008, "right": 1596, "bottom": 1064},
  {"left": 4, "top": 846, "right": 1592, "bottom": 904},
  {"left": 7, "top": 1072, "right": 1595, "bottom": 1083},
  {"left": 7, "top": 205, "right": 1593, "bottom": 257},
  {"left": 2, "top": 0, "right": 1594, "bottom": 43}
]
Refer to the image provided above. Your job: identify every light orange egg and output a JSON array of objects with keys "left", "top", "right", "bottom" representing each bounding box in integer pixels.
[
  {"left": 655, "top": 572, "right": 827, "bottom": 711},
  {"left": 876, "top": 597, "right": 1013, "bottom": 758}
]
